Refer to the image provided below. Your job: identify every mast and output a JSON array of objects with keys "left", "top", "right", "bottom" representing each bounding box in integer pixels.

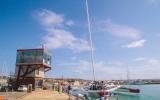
[
  {"left": 1, "top": 62, "right": 8, "bottom": 77},
  {"left": 126, "top": 66, "right": 130, "bottom": 81},
  {"left": 85, "top": 0, "right": 96, "bottom": 81}
]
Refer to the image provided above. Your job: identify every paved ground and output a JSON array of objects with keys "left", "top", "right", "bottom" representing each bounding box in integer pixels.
[
  {"left": 20, "top": 90, "right": 77, "bottom": 100},
  {"left": 0, "top": 92, "right": 27, "bottom": 100}
]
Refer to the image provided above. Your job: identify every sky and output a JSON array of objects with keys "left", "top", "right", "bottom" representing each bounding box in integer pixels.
[{"left": 1, "top": 0, "right": 160, "bottom": 80}]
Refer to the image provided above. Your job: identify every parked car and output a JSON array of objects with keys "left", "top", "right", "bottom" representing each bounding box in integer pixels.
[{"left": 18, "top": 85, "right": 27, "bottom": 91}]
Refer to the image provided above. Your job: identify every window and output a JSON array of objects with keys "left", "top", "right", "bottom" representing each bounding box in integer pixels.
[{"left": 35, "top": 69, "right": 39, "bottom": 75}]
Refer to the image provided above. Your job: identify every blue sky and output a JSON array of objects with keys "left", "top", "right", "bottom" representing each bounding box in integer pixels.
[{"left": 1, "top": 0, "right": 160, "bottom": 80}]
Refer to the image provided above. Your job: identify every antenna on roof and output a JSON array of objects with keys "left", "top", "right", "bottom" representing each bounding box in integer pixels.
[
  {"left": 40, "top": 42, "right": 45, "bottom": 50},
  {"left": 41, "top": 43, "right": 44, "bottom": 49}
]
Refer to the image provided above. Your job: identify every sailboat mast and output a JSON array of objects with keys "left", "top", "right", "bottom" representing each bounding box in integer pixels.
[
  {"left": 126, "top": 66, "right": 130, "bottom": 81},
  {"left": 85, "top": 0, "right": 96, "bottom": 81}
]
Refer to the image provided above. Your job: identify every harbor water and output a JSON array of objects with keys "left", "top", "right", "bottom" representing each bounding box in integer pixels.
[
  {"left": 115, "top": 84, "right": 160, "bottom": 100},
  {"left": 71, "top": 84, "right": 160, "bottom": 100}
]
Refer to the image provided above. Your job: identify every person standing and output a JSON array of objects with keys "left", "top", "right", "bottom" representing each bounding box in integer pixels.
[
  {"left": 99, "top": 96, "right": 102, "bottom": 100},
  {"left": 58, "top": 83, "right": 61, "bottom": 94},
  {"left": 68, "top": 84, "right": 71, "bottom": 95},
  {"left": 52, "top": 83, "right": 55, "bottom": 91},
  {"left": 67, "top": 84, "right": 71, "bottom": 100}
]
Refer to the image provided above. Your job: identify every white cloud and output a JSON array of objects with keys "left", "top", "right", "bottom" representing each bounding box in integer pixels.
[
  {"left": 132, "top": 57, "right": 160, "bottom": 65},
  {"left": 56, "top": 59, "right": 160, "bottom": 80},
  {"left": 147, "top": 59, "right": 160, "bottom": 65},
  {"left": 36, "top": 9, "right": 64, "bottom": 27},
  {"left": 122, "top": 39, "right": 146, "bottom": 48},
  {"left": 52, "top": 59, "right": 160, "bottom": 80},
  {"left": 65, "top": 20, "right": 74, "bottom": 26},
  {"left": 35, "top": 9, "right": 90, "bottom": 52},
  {"left": 100, "top": 19, "right": 142, "bottom": 39},
  {"left": 129, "top": 65, "right": 160, "bottom": 79},
  {"left": 129, "top": 58, "right": 160, "bottom": 79},
  {"left": 132, "top": 57, "right": 147, "bottom": 61},
  {"left": 73, "top": 60, "right": 126, "bottom": 80},
  {"left": 43, "top": 29, "right": 90, "bottom": 52}
]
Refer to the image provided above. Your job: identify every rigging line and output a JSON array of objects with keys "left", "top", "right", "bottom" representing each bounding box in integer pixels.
[{"left": 85, "top": 0, "right": 96, "bottom": 81}]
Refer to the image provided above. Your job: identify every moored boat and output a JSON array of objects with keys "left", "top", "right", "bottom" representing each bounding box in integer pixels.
[{"left": 114, "top": 86, "right": 140, "bottom": 95}]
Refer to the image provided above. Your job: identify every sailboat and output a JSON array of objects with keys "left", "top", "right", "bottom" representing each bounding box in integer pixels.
[
  {"left": 75, "top": 0, "right": 140, "bottom": 99},
  {"left": 73, "top": 0, "right": 121, "bottom": 99}
]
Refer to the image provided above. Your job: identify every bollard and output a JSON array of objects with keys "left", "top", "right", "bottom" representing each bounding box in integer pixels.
[{"left": 27, "top": 84, "right": 32, "bottom": 93}]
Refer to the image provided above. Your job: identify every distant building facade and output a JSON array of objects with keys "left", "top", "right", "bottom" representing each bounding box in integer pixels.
[
  {"left": 0, "top": 78, "right": 7, "bottom": 86},
  {"left": 15, "top": 48, "right": 51, "bottom": 89}
]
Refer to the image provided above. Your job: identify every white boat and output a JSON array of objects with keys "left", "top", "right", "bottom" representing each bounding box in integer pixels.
[{"left": 79, "top": 81, "right": 120, "bottom": 99}]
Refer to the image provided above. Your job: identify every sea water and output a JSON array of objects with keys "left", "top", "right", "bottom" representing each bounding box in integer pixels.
[
  {"left": 71, "top": 84, "right": 160, "bottom": 100},
  {"left": 115, "top": 84, "right": 160, "bottom": 100}
]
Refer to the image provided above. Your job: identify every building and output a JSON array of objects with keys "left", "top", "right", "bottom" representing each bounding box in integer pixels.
[
  {"left": 15, "top": 48, "right": 52, "bottom": 90},
  {"left": 0, "top": 78, "right": 8, "bottom": 86}
]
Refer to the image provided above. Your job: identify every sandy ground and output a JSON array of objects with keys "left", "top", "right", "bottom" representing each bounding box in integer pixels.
[
  {"left": 0, "top": 92, "right": 27, "bottom": 100},
  {"left": 20, "top": 90, "right": 77, "bottom": 100}
]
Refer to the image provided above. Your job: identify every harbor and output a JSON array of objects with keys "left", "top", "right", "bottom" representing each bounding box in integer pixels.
[
  {"left": 1, "top": 0, "right": 160, "bottom": 100},
  {"left": 1, "top": 84, "right": 160, "bottom": 100}
]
